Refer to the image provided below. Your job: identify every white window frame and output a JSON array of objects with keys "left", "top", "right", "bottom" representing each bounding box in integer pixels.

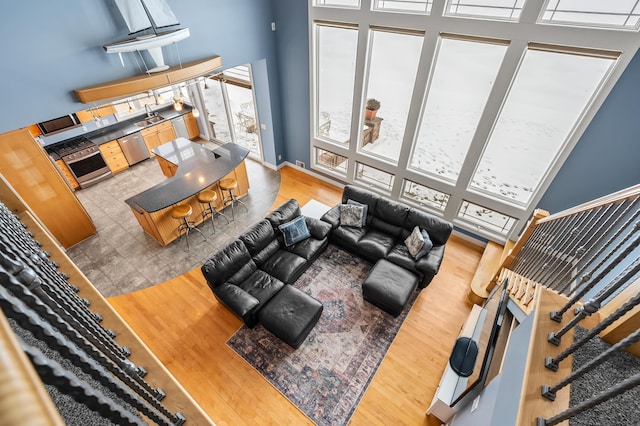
[{"left": 308, "top": 0, "right": 640, "bottom": 243}]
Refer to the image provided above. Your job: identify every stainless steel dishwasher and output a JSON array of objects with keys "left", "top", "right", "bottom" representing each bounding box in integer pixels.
[
  {"left": 172, "top": 116, "right": 190, "bottom": 139},
  {"left": 117, "top": 133, "right": 150, "bottom": 166}
]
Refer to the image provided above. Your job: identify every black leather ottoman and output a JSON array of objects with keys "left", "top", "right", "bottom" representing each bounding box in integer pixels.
[
  {"left": 258, "top": 284, "right": 323, "bottom": 349},
  {"left": 363, "top": 259, "right": 418, "bottom": 317}
]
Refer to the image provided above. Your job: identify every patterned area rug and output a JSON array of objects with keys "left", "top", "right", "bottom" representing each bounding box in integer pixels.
[{"left": 227, "top": 244, "right": 419, "bottom": 425}]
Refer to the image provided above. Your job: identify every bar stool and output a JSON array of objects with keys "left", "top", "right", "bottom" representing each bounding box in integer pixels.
[
  {"left": 171, "top": 204, "right": 206, "bottom": 250},
  {"left": 219, "top": 178, "right": 247, "bottom": 221},
  {"left": 197, "top": 189, "right": 229, "bottom": 233}
]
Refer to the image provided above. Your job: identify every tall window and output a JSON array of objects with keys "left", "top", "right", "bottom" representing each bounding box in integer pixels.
[
  {"left": 309, "top": 3, "right": 636, "bottom": 242},
  {"left": 316, "top": 24, "right": 358, "bottom": 145},
  {"left": 360, "top": 28, "right": 423, "bottom": 164},
  {"left": 410, "top": 36, "right": 507, "bottom": 183},
  {"left": 470, "top": 46, "right": 616, "bottom": 205}
]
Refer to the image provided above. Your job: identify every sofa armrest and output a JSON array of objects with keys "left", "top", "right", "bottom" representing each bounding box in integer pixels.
[
  {"left": 213, "top": 283, "right": 260, "bottom": 325},
  {"left": 320, "top": 205, "right": 341, "bottom": 229},
  {"left": 415, "top": 244, "right": 446, "bottom": 276},
  {"left": 305, "top": 216, "right": 332, "bottom": 240}
]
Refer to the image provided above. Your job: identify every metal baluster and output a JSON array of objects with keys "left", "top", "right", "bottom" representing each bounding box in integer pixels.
[
  {"left": 21, "top": 342, "right": 147, "bottom": 426},
  {"left": 555, "top": 207, "right": 640, "bottom": 295},
  {"left": 537, "top": 371, "right": 640, "bottom": 426},
  {"left": 548, "top": 256, "right": 640, "bottom": 345},
  {"left": 0, "top": 241, "right": 127, "bottom": 358},
  {"left": 518, "top": 219, "right": 566, "bottom": 280},
  {"left": 550, "top": 200, "right": 634, "bottom": 293},
  {"left": 511, "top": 223, "right": 548, "bottom": 274},
  {"left": 0, "top": 282, "right": 185, "bottom": 426},
  {"left": 545, "top": 289, "right": 640, "bottom": 370},
  {"left": 541, "top": 327, "right": 640, "bottom": 401},
  {"left": 0, "top": 263, "right": 168, "bottom": 400},
  {"left": 549, "top": 229, "right": 640, "bottom": 322},
  {"left": 0, "top": 240, "right": 129, "bottom": 356},
  {"left": 541, "top": 207, "right": 608, "bottom": 289},
  {"left": 536, "top": 210, "right": 596, "bottom": 287}
]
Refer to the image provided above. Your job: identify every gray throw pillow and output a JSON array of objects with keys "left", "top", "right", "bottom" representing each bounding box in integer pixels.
[
  {"left": 415, "top": 229, "right": 433, "bottom": 260},
  {"left": 404, "top": 225, "right": 424, "bottom": 258},
  {"left": 347, "top": 199, "right": 368, "bottom": 227},
  {"left": 340, "top": 204, "right": 365, "bottom": 228}
]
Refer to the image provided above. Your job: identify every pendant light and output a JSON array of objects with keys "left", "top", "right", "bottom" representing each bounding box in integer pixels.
[{"left": 192, "top": 107, "right": 200, "bottom": 118}]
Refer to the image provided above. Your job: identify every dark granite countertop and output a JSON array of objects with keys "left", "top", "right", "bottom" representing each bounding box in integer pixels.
[
  {"left": 45, "top": 105, "right": 192, "bottom": 159},
  {"left": 124, "top": 140, "right": 249, "bottom": 213},
  {"left": 87, "top": 105, "right": 191, "bottom": 145}
]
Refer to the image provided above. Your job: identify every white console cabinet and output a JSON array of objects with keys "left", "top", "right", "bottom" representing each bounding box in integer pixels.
[{"left": 426, "top": 304, "right": 486, "bottom": 423}]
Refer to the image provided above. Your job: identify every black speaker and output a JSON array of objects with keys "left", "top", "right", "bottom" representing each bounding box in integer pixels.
[{"left": 449, "top": 337, "right": 479, "bottom": 377}]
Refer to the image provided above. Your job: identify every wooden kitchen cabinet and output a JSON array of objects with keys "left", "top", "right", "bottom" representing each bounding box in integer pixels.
[
  {"left": 55, "top": 159, "right": 80, "bottom": 190},
  {"left": 184, "top": 112, "right": 200, "bottom": 139},
  {"left": 141, "top": 121, "right": 176, "bottom": 157},
  {"left": 0, "top": 128, "right": 95, "bottom": 248},
  {"left": 99, "top": 140, "right": 129, "bottom": 174}
]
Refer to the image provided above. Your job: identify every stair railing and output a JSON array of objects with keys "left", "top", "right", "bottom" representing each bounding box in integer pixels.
[{"left": 483, "top": 183, "right": 640, "bottom": 425}]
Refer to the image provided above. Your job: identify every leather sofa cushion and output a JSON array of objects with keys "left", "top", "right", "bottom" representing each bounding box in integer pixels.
[
  {"left": 332, "top": 224, "right": 367, "bottom": 247},
  {"left": 289, "top": 235, "right": 328, "bottom": 261},
  {"left": 385, "top": 244, "right": 421, "bottom": 275},
  {"left": 260, "top": 250, "right": 308, "bottom": 284},
  {"left": 258, "top": 284, "right": 323, "bottom": 348},
  {"left": 239, "top": 220, "right": 282, "bottom": 266},
  {"left": 305, "top": 217, "right": 332, "bottom": 240},
  {"left": 238, "top": 269, "right": 285, "bottom": 306},
  {"left": 357, "top": 229, "right": 395, "bottom": 259},
  {"left": 266, "top": 198, "right": 302, "bottom": 228},
  {"left": 342, "top": 186, "right": 378, "bottom": 226},
  {"left": 201, "top": 240, "right": 256, "bottom": 288},
  {"left": 406, "top": 208, "right": 452, "bottom": 246},
  {"left": 240, "top": 220, "right": 276, "bottom": 256}
]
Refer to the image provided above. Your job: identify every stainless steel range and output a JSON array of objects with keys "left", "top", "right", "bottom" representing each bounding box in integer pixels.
[{"left": 55, "top": 137, "right": 112, "bottom": 189}]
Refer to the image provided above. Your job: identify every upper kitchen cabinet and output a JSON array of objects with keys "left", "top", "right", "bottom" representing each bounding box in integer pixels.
[
  {"left": 0, "top": 128, "right": 95, "bottom": 248},
  {"left": 74, "top": 56, "right": 222, "bottom": 104}
]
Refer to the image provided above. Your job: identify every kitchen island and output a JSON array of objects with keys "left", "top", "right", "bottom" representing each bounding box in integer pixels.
[{"left": 125, "top": 139, "right": 250, "bottom": 246}]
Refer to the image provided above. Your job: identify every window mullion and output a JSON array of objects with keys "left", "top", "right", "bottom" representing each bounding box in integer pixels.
[
  {"left": 345, "top": 23, "right": 371, "bottom": 183},
  {"left": 454, "top": 40, "right": 527, "bottom": 194},
  {"left": 392, "top": 30, "right": 440, "bottom": 199}
]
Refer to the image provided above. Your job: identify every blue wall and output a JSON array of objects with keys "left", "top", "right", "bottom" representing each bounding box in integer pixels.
[
  {"left": 272, "top": 0, "right": 311, "bottom": 166},
  {"left": 0, "top": 0, "right": 281, "bottom": 165},
  {"left": 538, "top": 50, "right": 640, "bottom": 213},
  {"left": 2, "top": 1, "right": 639, "bottom": 210}
]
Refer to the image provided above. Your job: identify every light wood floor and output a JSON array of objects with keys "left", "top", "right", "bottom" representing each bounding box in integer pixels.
[{"left": 108, "top": 166, "right": 484, "bottom": 425}]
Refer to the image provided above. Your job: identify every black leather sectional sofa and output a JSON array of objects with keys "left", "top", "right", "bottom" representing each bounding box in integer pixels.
[
  {"left": 200, "top": 186, "right": 453, "bottom": 347},
  {"left": 201, "top": 199, "right": 330, "bottom": 328},
  {"left": 320, "top": 185, "right": 453, "bottom": 289}
]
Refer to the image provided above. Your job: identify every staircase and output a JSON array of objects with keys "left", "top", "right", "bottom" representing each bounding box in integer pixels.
[{"left": 462, "top": 183, "right": 640, "bottom": 425}]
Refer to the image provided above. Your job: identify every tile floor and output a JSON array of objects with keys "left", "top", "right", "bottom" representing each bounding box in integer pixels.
[{"left": 66, "top": 142, "right": 280, "bottom": 298}]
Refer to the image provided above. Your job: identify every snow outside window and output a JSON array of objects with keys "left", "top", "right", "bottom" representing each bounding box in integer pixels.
[
  {"left": 470, "top": 46, "right": 616, "bottom": 205},
  {"left": 316, "top": 25, "right": 358, "bottom": 146},
  {"left": 410, "top": 36, "right": 507, "bottom": 184},
  {"left": 360, "top": 28, "right": 423, "bottom": 164}
]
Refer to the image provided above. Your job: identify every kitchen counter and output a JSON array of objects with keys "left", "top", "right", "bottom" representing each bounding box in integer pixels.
[
  {"left": 88, "top": 105, "right": 190, "bottom": 146},
  {"left": 45, "top": 105, "right": 193, "bottom": 160},
  {"left": 125, "top": 140, "right": 249, "bottom": 213},
  {"left": 123, "top": 140, "right": 250, "bottom": 246}
]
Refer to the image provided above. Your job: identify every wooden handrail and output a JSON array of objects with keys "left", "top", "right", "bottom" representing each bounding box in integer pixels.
[{"left": 538, "top": 183, "right": 640, "bottom": 224}]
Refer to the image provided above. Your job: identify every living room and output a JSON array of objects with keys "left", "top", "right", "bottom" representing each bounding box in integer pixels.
[{"left": 1, "top": 1, "right": 640, "bottom": 425}]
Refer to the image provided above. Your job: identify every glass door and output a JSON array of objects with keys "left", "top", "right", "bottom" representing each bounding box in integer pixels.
[{"left": 201, "top": 64, "right": 263, "bottom": 161}]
